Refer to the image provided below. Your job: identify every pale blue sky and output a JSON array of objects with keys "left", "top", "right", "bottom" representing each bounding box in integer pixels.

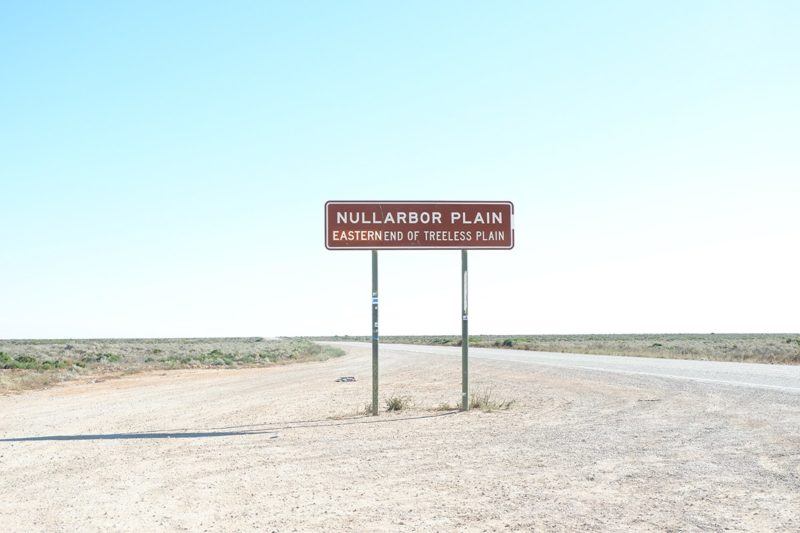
[{"left": 2, "top": 1, "right": 798, "bottom": 338}]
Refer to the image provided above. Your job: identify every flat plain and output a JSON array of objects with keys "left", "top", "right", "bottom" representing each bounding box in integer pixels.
[
  {"left": 1, "top": 342, "right": 799, "bottom": 531},
  {"left": 0, "top": 337, "right": 342, "bottom": 393}
]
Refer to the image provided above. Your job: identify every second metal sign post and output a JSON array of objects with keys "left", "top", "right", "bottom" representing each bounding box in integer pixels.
[{"left": 461, "top": 249, "right": 469, "bottom": 411}]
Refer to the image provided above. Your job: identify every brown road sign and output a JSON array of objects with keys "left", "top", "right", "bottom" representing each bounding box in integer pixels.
[{"left": 325, "top": 201, "right": 514, "bottom": 250}]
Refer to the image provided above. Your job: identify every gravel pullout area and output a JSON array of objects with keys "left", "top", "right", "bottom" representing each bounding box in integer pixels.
[{"left": 1, "top": 343, "right": 799, "bottom": 531}]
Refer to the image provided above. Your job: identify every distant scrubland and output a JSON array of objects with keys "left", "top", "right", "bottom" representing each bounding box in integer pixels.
[
  {"left": 0, "top": 338, "right": 342, "bottom": 393},
  {"left": 316, "top": 334, "right": 800, "bottom": 365}
]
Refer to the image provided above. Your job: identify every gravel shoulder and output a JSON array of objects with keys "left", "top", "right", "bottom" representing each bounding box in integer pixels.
[{"left": 1, "top": 343, "right": 799, "bottom": 531}]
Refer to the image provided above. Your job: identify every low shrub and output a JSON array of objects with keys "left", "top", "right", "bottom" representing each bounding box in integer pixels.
[
  {"left": 470, "top": 388, "right": 515, "bottom": 412},
  {"left": 432, "top": 401, "right": 458, "bottom": 411},
  {"left": 81, "top": 353, "right": 121, "bottom": 364},
  {"left": 385, "top": 395, "right": 413, "bottom": 412}
]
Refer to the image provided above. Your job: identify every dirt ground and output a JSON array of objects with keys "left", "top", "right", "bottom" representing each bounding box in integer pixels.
[{"left": 1, "top": 344, "right": 799, "bottom": 532}]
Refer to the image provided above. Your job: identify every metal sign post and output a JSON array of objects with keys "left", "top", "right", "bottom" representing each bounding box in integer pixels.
[
  {"left": 371, "top": 250, "right": 379, "bottom": 416},
  {"left": 461, "top": 249, "right": 469, "bottom": 411},
  {"left": 325, "top": 201, "right": 514, "bottom": 415}
]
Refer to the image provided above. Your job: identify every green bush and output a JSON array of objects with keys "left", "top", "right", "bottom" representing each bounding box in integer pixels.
[
  {"left": 0, "top": 352, "right": 15, "bottom": 369},
  {"left": 0, "top": 353, "right": 73, "bottom": 370},
  {"left": 81, "top": 353, "right": 120, "bottom": 364}
]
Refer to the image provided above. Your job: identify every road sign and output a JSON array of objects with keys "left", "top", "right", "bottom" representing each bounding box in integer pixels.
[
  {"left": 325, "top": 200, "right": 515, "bottom": 413},
  {"left": 325, "top": 201, "right": 514, "bottom": 250}
]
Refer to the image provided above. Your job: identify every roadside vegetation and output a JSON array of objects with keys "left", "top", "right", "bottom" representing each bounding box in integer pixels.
[
  {"left": 315, "top": 334, "right": 800, "bottom": 365},
  {"left": 469, "top": 387, "right": 515, "bottom": 412},
  {"left": 384, "top": 394, "right": 413, "bottom": 412},
  {"left": 0, "top": 338, "right": 343, "bottom": 393},
  {"left": 429, "top": 390, "right": 514, "bottom": 412}
]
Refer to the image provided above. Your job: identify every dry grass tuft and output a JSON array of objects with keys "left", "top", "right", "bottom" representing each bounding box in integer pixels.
[
  {"left": 384, "top": 395, "right": 413, "bottom": 412},
  {"left": 469, "top": 387, "right": 515, "bottom": 412},
  {"left": 432, "top": 401, "right": 458, "bottom": 411}
]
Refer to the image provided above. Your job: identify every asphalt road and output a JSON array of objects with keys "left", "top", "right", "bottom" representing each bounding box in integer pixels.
[{"left": 329, "top": 342, "right": 800, "bottom": 395}]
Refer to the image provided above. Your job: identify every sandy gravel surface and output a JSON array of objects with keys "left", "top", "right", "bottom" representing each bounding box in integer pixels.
[{"left": 1, "top": 344, "right": 799, "bottom": 531}]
